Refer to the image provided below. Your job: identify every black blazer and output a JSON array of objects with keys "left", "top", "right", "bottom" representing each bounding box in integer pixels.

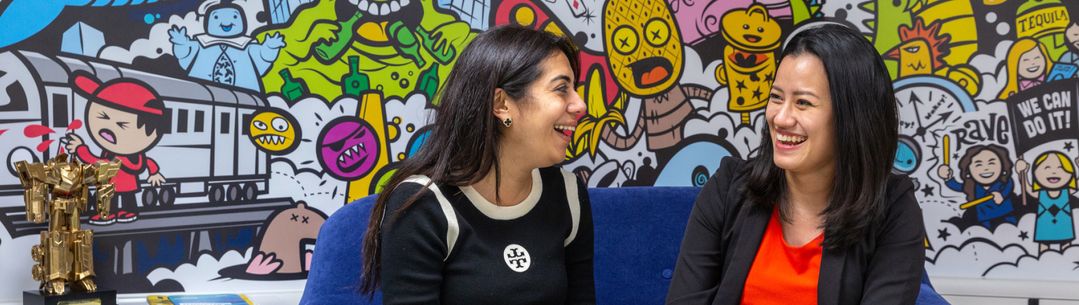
[{"left": 666, "top": 157, "right": 925, "bottom": 305}]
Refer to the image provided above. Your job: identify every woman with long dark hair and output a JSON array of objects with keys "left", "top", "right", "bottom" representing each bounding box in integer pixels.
[
  {"left": 938, "top": 144, "right": 1017, "bottom": 229},
  {"left": 666, "top": 24, "right": 925, "bottom": 304},
  {"left": 358, "top": 25, "right": 594, "bottom": 304}
]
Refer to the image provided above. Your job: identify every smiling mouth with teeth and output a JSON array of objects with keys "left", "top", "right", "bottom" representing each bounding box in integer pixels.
[
  {"left": 351, "top": 0, "right": 410, "bottom": 16},
  {"left": 256, "top": 135, "right": 288, "bottom": 145},
  {"left": 776, "top": 133, "right": 807, "bottom": 145},
  {"left": 554, "top": 124, "right": 576, "bottom": 138},
  {"left": 337, "top": 142, "right": 369, "bottom": 171}
]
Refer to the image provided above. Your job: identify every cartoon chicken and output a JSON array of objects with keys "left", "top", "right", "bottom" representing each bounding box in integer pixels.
[{"left": 884, "top": 19, "right": 981, "bottom": 96}]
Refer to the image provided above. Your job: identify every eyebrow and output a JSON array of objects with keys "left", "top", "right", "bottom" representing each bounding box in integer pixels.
[
  {"left": 771, "top": 87, "right": 820, "bottom": 98},
  {"left": 550, "top": 75, "right": 573, "bottom": 85}
]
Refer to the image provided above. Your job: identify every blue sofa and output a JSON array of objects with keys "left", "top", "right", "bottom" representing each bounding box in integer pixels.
[{"left": 300, "top": 187, "right": 949, "bottom": 304}]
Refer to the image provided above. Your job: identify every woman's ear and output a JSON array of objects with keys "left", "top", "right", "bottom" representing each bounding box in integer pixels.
[{"left": 493, "top": 88, "right": 511, "bottom": 119}]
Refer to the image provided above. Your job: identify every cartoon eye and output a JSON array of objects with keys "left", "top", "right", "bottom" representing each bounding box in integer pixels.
[
  {"left": 326, "top": 140, "right": 345, "bottom": 152},
  {"left": 253, "top": 120, "right": 268, "bottom": 130},
  {"left": 611, "top": 25, "right": 639, "bottom": 55},
  {"left": 757, "top": 26, "right": 764, "bottom": 33},
  {"left": 904, "top": 46, "right": 920, "bottom": 53},
  {"left": 272, "top": 117, "right": 289, "bottom": 132},
  {"left": 742, "top": 24, "right": 749, "bottom": 30},
  {"left": 644, "top": 18, "right": 670, "bottom": 47}
]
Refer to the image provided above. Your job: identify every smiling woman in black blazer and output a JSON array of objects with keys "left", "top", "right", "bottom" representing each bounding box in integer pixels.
[{"left": 666, "top": 24, "right": 925, "bottom": 305}]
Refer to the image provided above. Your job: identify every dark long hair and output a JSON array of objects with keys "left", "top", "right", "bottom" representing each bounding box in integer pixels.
[
  {"left": 956, "top": 144, "right": 1012, "bottom": 200},
  {"left": 359, "top": 25, "right": 580, "bottom": 295},
  {"left": 1067, "top": 4, "right": 1079, "bottom": 54},
  {"left": 744, "top": 24, "right": 899, "bottom": 250}
]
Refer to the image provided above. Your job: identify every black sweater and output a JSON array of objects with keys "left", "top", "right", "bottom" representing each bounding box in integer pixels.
[
  {"left": 380, "top": 167, "right": 595, "bottom": 305},
  {"left": 666, "top": 157, "right": 925, "bottom": 305}
]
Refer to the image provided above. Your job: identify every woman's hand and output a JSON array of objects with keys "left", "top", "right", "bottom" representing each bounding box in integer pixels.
[
  {"left": 1015, "top": 159, "right": 1029, "bottom": 174},
  {"left": 937, "top": 165, "right": 952, "bottom": 180}
]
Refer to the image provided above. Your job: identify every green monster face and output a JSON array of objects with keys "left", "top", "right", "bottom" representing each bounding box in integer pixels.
[{"left": 259, "top": 0, "right": 476, "bottom": 101}]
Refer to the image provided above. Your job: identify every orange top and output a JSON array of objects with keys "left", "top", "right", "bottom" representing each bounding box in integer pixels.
[{"left": 741, "top": 208, "right": 824, "bottom": 305}]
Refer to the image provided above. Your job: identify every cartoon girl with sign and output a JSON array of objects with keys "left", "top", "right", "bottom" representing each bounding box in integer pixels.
[
  {"left": 937, "top": 144, "right": 1019, "bottom": 229},
  {"left": 1016, "top": 151, "right": 1079, "bottom": 253}
]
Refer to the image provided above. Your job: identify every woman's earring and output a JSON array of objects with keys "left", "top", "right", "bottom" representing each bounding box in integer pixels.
[{"left": 503, "top": 117, "right": 513, "bottom": 127}]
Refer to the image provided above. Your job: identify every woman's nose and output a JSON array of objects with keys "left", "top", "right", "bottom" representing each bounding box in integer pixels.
[{"left": 771, "top": 103, "right": 796, "bottom": 128}]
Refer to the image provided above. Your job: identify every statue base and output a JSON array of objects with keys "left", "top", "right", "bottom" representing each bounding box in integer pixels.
[{"left": 23, "top": 290, "right": 116, "bottom": 305}]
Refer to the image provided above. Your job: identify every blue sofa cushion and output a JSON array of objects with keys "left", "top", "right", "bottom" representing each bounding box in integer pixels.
[
  {"left": 589, "top": 187, "right": 698, "bottom": 304},
  {"left": 300, "top": 187, "right": 949, "bottom": 305}
]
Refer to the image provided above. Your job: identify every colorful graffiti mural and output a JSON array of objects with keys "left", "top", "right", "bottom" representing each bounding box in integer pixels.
[{"left": 1, "top": 0, "right": 1079, "bottom": 299}]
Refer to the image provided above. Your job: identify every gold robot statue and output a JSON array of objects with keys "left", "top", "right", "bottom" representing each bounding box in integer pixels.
[{"left": 15, "top": 153, "right": 120, "bottom": 295}]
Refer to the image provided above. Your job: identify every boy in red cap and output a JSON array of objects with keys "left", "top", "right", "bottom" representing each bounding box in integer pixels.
[{"left": 64, "top": 71, "right": 168, "bottom": 225}]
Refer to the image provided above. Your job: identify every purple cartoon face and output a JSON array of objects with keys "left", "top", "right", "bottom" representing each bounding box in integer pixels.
[{"left": 317, "top": 117, "right": 380, "bottom": 180}]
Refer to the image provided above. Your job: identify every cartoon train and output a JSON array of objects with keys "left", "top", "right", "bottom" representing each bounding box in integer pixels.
[{"left": 0, "top": 50, "right": 270, "bottom": 207}]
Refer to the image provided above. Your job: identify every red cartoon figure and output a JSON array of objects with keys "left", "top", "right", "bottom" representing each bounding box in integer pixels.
[{"left": 63, "top": 72, "right": 168, "bottom": 225}]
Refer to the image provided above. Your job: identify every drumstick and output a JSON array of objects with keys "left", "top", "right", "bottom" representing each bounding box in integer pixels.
[
  {"left": 1018, "top": 156, "right": 1028, "bottom": 207},
  {"left": 943, "top": 135, "right": 950, "bottom": 165},
  {"left": 959, "top": 195, "right": 994, "bottom": 210}
]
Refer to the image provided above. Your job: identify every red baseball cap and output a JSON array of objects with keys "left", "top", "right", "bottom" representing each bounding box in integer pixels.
[{"left": 72, "top": 71, "right": 164, "bottom": 116}]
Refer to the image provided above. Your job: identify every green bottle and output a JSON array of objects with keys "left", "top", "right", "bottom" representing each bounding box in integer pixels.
[
  {"left": 387, "top": 21, "right": 426, "bottom": 68},
  {"left": 279, "top": 68, "right": 308, "bottom": 102},
  {"left": 315, "top": 10, "right": 364, "bottom": 64},
  {"left": 417, "top": 63, "right": 440, "bottom": 101},
  {"left": 342, "top": 56, "right": 371, "bottom": 97}
]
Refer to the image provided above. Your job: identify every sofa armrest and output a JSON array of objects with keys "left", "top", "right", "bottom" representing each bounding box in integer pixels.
[
  {"left": 917, "top": 270, "right": 949, "bottom": 305},
  {"left": 300, "top": 197, "right": 382, "bottom": 305}
]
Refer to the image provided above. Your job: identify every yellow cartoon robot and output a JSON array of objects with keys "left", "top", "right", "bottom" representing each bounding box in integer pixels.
[{"left": 716, "top": 4, "right": 782, "bottom": 125}]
